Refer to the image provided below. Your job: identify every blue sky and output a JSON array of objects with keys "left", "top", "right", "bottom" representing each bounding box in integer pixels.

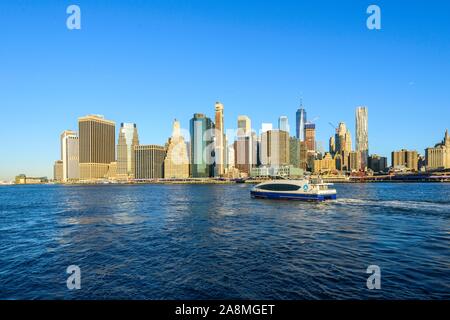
[{"left": 0, "top": 0, "right": 449, "bottom": 180}]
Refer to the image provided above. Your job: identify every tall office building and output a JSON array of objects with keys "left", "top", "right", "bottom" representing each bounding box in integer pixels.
[
  {"left": 335, "top": 122, "right": 352, "bottom": 153},
  {"left": 368, "top": 154, "right": 387, "bottom": 173},
  {"left": 425, "top": 129, "right": 450, "bottom": 170},
  {"left": 278, "top": 116, "right": 290, "bottom": 133},
  {"left": 134, "top": 145, "right": 166, "bottom": 179},
  {"left": 53, "top": 160, "right": 63, "bottom": 182},
  {"left": 355, "top": 106, "right": 369, "bottom": 170},
  {"left": 304, "top": 123, "right": 316, "bottom": 152},
  {"left": 190, "top": 113, "right": 215, "bottom": 178},
  {"left": 237, "top": 115, "right": 251, "bottom": 135},
  {"left": 78, "top": 115, "right": 116, "bottom": 180},
  {"left": 60, "top": 130, "right": 79, "bottom": 182},
  {"left": 164, "top": 120, "right": 190, "bottom": 179},
  {"left": 296, "top": 107, "right": 307, "bottom": 140},
  {"left": 260, "top": 130, "right": 290, "bottom": 167},
  {"left": 392, "top": 149, "right": 418, "bottom": 171},
  {"left": 117, "top": 123, "right": 139, "bottom": 179},
  {"left": 214, "top": 102, "right": 225, "bottom": 176}
]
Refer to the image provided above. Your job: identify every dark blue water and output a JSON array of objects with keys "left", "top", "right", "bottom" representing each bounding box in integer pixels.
[{"left": 0, "top": 183, "right": 449, "bottom": 300}]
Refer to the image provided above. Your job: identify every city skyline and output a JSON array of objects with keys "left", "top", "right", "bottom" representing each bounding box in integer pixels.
[{"left": 1, "top": 1, "right": 450, "bottom": 180}]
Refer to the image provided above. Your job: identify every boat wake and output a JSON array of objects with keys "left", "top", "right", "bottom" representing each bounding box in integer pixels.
[{"left": 334, "top": 198, "right": 450, "bottom": 214}]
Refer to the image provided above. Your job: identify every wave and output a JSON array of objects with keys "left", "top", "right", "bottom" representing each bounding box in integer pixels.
[{"left": 334, "top": 198, "right": 450, "bottom": 214}]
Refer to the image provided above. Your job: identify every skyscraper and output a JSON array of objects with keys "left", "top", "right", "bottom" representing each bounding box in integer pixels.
[
  {"left": 214, "top": 102, "right": 225, "bottom": 176},
  {"left": 296, "top": 107, "right": 307, "bottom": 140},
  {"left": 278, "top": 116, "right": 290, "bottom": 133},
  {"left": 190, "top": 113, "right": 215, "bottom": 178},
  {"left": 335, "top": 122, "right": 352, "bottom": 153},
  {"left": 392, "top": 149, "right": 418, "bottom": 171},
  {"left": 53, "top": 160, "right": 63, "bottom": 182},
  {"left": 134, "top": 145, "right": 166, "bottom": 179},
  {"left": 355, "top": 106, "right": 369, "bottom": 170},
  {"left": 78, "top": 115, "right": 116, "bottom": 180},
  {"left": 164, "top": 119, "right": 190, "bottom": 178},
  {"left": 304, "top": 123, "right": 316, "bottom": 152},
  {"left": 117, "top": 123, "right": 139, "bottom": 180},
  {"left": 237, "top": 115, "right": 251, "bottom": 135},
  {"left": 260, "top": 129, "right": 290, "bottom": 167},
  {"left": 60, "top": 130, "right": 79, "bottom": 182}
]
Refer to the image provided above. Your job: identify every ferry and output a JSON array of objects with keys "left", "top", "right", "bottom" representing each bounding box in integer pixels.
[{"left": 250, "top": 178, "right": 337, "bottom": 201}]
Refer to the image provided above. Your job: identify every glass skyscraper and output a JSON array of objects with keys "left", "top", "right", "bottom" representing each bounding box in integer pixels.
[
  {"left": 190, "top": 113, "right": 215, "bottom": 178},
  {"left": 296, "top": 108, "right": 307, "bottom": 141},
  {"left": 278, "top": 116, "right": 290, "bottom": 134}
]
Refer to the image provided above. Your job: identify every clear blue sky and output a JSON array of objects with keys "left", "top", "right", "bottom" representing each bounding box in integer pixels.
[{"left": 0, "top": 0, "right": 449, "bottom": 180}]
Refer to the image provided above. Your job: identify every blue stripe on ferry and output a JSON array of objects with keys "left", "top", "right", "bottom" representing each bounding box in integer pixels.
[{"left": 250, "top": 191, "right": 336, "bottom": 201}]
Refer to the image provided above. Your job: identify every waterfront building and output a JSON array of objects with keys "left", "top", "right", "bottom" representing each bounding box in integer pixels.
[
  {"left": 391, "top": 149, "right": 418, "bottom": 171},
  {"left": 368, "top": 154, "right": 387, "bottom": 173},
  {"left": 190, "top": 113, "right": 215, "bottom": 178},
  {"left": 214, "top": 102, "right": 225, "bottom": 176},
  {"left": 312, "top": 153, "right": 336, "bottom": 173},
  {"left": 117, "top": 123, "right": 139, "bottom": 180},
  {"left": 329, "top": 136, "right": 336, "bottom": 155},
  {"left": 15, "top": 174, "right": 48, "bottom": 184},
  {"left": 278, "top": 116, "right": 290, "bottom": 133},
  {"left": 304, "top": 123, "right": 316, "bottom": 152},
  {"left": 250, "top": 165, "right": 303, "bottom": 178},
  {"left": 106, "top": 162, "right": 117, "bottom": 180},
  {"left": 260, "top": 129, "right": 290, "bottom": 167},
  {"left": 60, "top": 130, "right": 79, "bottom": 182},
  {"left": 355, "top": 106, "right": 369, "bottom": 170},
  {"left": 425, "top": 129, "right": 450, "bottom": 170},
  {"left": 134, "top": 145, "right": 166, "bottom": 179},
  {"left": 164, "top": 120, "right": 190, "bottom": 179},
  {"left": 289, "top": 137, "right": 300, "bottom": 168},
  {"left": 349, "top": 151, "right": 362, "bottom": 172},
  {"left": 78, "top": 115, "right": 116, "bottom": 180},
  {"left": 335, "top": 122, "right": 352, "bottom": 153},
  {"left": 296, "top": 107, "right": 307, "bottom": 141},
  {"left": 234, "top": 136, "right": 252, "bottom": 174},
  {"left": 53, "top": 160, "right": 63, "bottom": 182}
]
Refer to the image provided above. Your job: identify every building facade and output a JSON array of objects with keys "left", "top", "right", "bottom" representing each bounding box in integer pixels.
[
  {"left": 296, "top": 107, "right": 306, "bottom": 141},
  {"left": 164, "top": 120, "right": 190, "bottom": 179},
  {"left": 368, "top": 154, "right": 387, "bottom": 173},
  {"left": 304, "top": 122, "right": 316, "bottom": 152},
  {"left": 355, "top": 106, "right": 369, "bottom": 170},
  {"left": 53, "top": 160, "right": 63, "bottom": 182},
  {"left": 214, "top": 102, "right": 225, "bottom": 176},
  {"left": 78, "top": 115, "right": 116, "bottom": 180},
  {"left": 260, "top": 130, "right": 290, "bottom": 167},
  {"left": 60, "top": 130, "right": 79, "bottom": 182},
  {"left": 117, "top": 123, "right": 139, "bottom": 180},
  {"left": 278, "top": 116, "right": 290, "bottom": 133},
  {"left": 425, "top": 130, "right": 450, "bottom": 170},
  {"left": 134, "top": 145, "right": 166, "bottom": 179},
  {"left": 392, "top": 149, "right": 418, "bottom": 171},
  {"left": 190, "top": 113, "right": 215, "bottom": 178}
]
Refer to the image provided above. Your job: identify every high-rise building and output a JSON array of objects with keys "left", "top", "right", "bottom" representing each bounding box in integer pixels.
[
  {"left": 425, "top": 129, "right": 450, "bottom": 170},
  {"left": 329, "top": 136, "right": 336, "bottom": 155},
  {"left": 60, "top": 130, "right": 79, "bottom": 182},
  {"left": 53, "top": 160, "right": 63, "bottom": 182},
  {"left": 190, "top": 113, "right": 215, "bottom": 178},
  {"left": 117, "top": 123, "right": 139, "bottom": 180},
  {"left": 289, "top": 137, "right": 300, "bottom": 168},
  {"left": 349, "top": 151, "right": 362, "bottom": 172},
  {"left": 304, "top": 123, "right": 316, "bottom": 152},
  {"left": 368, "top": 154, "right": 387, "bottom": 173},
  {"left": 260, "top": 130, "right": 290, "bottom": 167},
  {"left": 78, "top": 115, "right": 115, "bottom": 180},
  {"left": 278, "top": 116, "right": 290, "bottom": 133},
  {"left": 296, "top": 107, "right": 307, "bottom": 141},
  {"left": 214, "top": 102, "right": 225, "bottom": 176},
  {"left": 356, "top": 106, "right": 369, "bottom": 170},
  {"left": 164, "top": 120, "right": 190, "bottom": 179},
  {"left": 391, "top": 149, "right": 418, "bottom": 171},
  {"left": 237, "top": 115, "right": 251, "bottom": 135},
  {"left": 134, "top": 145, "right": 166, "bottom": 179},
  {"left": 335, "top": 122, "right": 352, "bottom": 153}
]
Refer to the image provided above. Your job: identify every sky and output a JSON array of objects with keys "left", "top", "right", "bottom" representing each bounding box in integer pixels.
[{"left": 0, "top": 0, "right": 449, "bottom": 180}]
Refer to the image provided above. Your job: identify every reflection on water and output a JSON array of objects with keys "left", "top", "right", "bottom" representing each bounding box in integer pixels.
[{"left": 0, "top": 183, "right": 449, "bottom": 299}]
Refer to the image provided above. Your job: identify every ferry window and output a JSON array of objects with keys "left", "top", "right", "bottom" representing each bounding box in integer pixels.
[{"left": 258, "top": 184, "right": 300, "bottom": 191}]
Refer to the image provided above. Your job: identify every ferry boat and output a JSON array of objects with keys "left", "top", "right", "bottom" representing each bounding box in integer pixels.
[{"left": 250, "top": 178, "right": 337, "bottom": 201}]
